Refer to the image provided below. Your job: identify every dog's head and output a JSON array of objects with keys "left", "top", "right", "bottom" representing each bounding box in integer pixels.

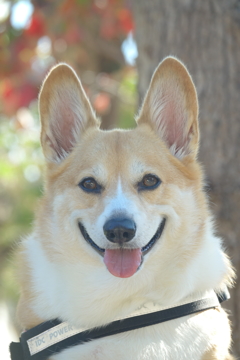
[{"left": 36, "top": 58, "right": 230, "bottom": 317}]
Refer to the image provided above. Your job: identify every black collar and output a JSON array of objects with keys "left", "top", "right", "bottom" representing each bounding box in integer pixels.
[{"left": 10, "top": 288, "right": 230, "bottom": 360}]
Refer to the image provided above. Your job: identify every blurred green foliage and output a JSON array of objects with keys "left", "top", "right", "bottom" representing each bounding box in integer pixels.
[{"left": 0, "top": 103, "right": 43, "bottom": 301}]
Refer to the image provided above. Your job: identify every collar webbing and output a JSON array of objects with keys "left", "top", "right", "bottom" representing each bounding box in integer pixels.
[{"left": 9, "top": 288, "right": 230, "bottom": 360}]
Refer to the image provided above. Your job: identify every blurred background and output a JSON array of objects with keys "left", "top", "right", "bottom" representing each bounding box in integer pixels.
[{"left": 0, "top": 0, "right": 240, "bottom": 359}]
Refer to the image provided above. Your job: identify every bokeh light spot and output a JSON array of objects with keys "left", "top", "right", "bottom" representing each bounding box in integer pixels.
[
  {"left": 24, "top": 165, "right": 41, "bottom": 182},
  {"left": 10, "top": 0, "right": 34, "bottom": 30}
]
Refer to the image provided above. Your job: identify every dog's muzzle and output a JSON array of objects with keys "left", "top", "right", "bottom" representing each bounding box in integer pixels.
[{"left": 78, "top": 218, "right": 166, "bottom": 256}]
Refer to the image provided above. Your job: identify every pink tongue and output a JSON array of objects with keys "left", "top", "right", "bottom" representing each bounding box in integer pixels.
[{"left": 104, "top": 248, "right": 142, "bottom": 278}]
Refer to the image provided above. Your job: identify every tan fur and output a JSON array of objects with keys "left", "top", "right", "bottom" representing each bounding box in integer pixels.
[
  {"left": 202, "top": 347, "right": 235, "bottom": 360},
  {"left": 139, "top": 57, "right": 199, "bottom": 158},
  {"left": 39, "top": 63, "right": 99, "bottom": 161}
]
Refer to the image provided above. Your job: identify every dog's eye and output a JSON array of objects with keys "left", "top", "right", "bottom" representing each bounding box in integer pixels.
[
  {"left": 79, "top": 177, "right": 102, "bottom": 193},
  {"left": 142, "top": 174, "right": 159, "bottom": 187},
  {"left": 138, "top": 174, "right": 161, "bottom": 191}
]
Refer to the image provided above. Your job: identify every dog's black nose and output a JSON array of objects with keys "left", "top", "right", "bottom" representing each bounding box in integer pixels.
[{"left": 103, "top": 218, "right": 136, "bottom": 244}]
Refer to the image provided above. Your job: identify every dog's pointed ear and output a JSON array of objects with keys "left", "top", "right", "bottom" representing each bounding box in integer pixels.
[
  {"left": 39, "top": 63, "right": 99, "bottom": 162},
  {"left": 137, "top": 57, "right": 199, "bottom": 159}
]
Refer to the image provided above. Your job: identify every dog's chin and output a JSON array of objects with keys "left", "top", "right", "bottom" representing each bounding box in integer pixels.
[{"left": 78, "top": 218, "right": 166, "bottom": 257}]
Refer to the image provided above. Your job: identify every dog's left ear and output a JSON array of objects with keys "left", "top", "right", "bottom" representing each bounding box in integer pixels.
[
  {"left": 39, "top": 63, "right": 98, "bottom": 162},
  {"left": 137, "top": 57, "right": 199, "bottom": 159}
]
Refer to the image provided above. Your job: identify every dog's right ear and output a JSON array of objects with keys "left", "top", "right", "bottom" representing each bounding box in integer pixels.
[{"left": 39, "top": 63, "right": 98, "bottom": 162}]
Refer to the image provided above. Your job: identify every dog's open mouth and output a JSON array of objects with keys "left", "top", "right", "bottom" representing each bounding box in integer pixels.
[{"left": 78, "top": 219, "right": 166, "bottom": 278}]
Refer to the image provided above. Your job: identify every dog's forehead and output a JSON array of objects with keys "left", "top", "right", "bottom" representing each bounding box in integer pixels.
[{"left": 73, "top": 126, "right": 168, "bottom": 175}]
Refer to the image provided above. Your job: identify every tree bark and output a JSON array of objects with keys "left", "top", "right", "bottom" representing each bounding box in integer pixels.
[{"left": 131, "top": 0, "right": 240, "bottom": 356}]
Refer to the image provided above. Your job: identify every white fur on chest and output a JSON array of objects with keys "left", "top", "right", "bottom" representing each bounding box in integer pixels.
[{"left": 49, "top": 309, "right": 230, "bottom": 360}]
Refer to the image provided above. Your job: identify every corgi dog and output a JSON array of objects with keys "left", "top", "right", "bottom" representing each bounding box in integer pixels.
[{"left": 16, "top": 57, "right": 235, "bottom": 360}]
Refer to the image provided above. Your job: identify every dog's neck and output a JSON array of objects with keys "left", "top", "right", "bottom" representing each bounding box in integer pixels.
[{"left": 120, "top": 288, "right": 219, "bottom": 321}]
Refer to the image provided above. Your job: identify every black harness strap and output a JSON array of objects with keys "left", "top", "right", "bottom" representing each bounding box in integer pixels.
[{"left": 9, "top": 289, "right": 230, "bottom": 360}]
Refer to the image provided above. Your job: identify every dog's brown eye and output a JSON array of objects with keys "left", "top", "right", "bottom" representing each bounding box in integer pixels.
[
  {"left": 79, "top": 177, "right": 102, "bottom": 193},
  {"left": 138, "top": 174, "right": 161, "bottom": 191},
  {"left": 83, "top": 179, "right": 97, "bottom": 189},
  {"left": 143, "top": 175, "right": 158, "bottom": 187}
]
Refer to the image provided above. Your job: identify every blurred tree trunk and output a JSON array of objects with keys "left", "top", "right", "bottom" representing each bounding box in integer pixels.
[{"left": 131, "top": 0, "right": 240, "bottom": 356}]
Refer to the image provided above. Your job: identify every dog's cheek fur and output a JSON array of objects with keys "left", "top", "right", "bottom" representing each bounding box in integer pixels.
[{"left": 141, "top": 186, "right": 229, "bottom": 304}]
